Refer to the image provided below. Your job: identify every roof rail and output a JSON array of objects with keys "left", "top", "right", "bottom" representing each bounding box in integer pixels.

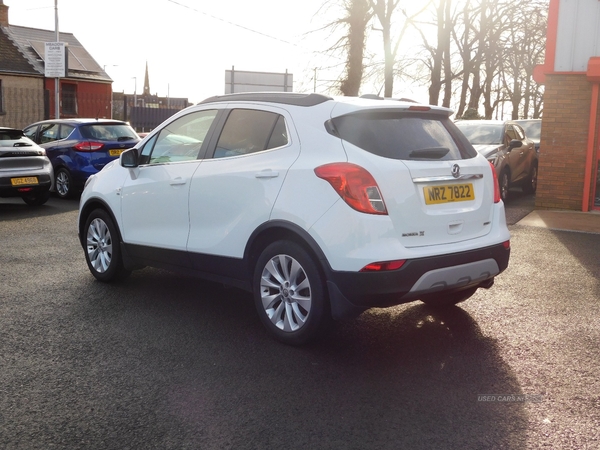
[{"left": 199, "top": 92, "right": 333, "bottom": 107}]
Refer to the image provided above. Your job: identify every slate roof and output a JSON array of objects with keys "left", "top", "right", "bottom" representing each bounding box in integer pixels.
[
  {"left": 1, "top": 24, "right": 112, "bottom": 83},
  {"left": 0, "top": 26, "right": 38, "bottom": 74}
]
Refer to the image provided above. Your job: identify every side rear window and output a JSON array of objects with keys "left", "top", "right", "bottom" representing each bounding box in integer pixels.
[
  {"left": 328, "top": 111, "right": 476, "bottom": 161},
  {"left": 214, "top": 109, "right": 288, "bottom": 158}
]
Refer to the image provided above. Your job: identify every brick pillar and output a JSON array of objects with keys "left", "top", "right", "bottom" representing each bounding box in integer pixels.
[{"left": 535, "top": 74, "right": 593, "bottom": 210}]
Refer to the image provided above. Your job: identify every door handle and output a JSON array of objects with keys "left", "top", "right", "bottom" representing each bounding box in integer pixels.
[
  {"left": 255, "top": 170, "right": 279, "bottom": 179},
  {"left": 169, "top": 177, "right": 187, "bottom": 186}
]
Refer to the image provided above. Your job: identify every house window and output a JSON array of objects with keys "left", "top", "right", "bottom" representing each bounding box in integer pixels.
[{"left": 61, "top": 83, "right": 77, "bottom": 115}]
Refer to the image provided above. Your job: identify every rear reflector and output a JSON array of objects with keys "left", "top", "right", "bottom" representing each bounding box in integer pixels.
[
  {"left": 502, "top": 240, "right": 510, "bottom": 250},
  {"left": 359, "top": 260, "right": 406, "bottom": 272}
]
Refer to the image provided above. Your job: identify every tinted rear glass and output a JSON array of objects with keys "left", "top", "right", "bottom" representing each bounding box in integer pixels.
[
  {"left": 329, "top": 111, "right": 476, "bottom": 160},
  {"left": 0, "top": 129, "right": 25, "bottom": 141},
  {"left": 80, "top": 124, "right": 138, "bottom": 142}
]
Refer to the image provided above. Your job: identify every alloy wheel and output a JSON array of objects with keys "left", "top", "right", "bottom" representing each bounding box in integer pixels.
[
  {"left": 86, "top": 218, "right": 113, "bottom": 273},
  {"left": 259, "top": 254, "right": 312, "bottom": 332},
  {"left": 56, "top": 170, "right": 70, "bottom": 197}
]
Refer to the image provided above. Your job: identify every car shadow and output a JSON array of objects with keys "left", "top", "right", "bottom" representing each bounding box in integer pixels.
[
  {"left": 65, "top": 270, "right": 528, "bottom": 449},
  {"left": 0, "top": 196, "right": 79, "bottom": 221}
]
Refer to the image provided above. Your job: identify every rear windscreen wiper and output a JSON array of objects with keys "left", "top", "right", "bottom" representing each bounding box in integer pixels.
[{"left": 409, "top": 147, "right": 449, "bottom": 159}]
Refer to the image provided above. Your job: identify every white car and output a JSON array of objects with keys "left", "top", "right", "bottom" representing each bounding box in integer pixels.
[{"left": 78, "top": 93, "right": 510, "bottom": 345}]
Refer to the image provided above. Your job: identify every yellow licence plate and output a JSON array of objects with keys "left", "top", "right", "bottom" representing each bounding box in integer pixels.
[
  {"left": 11, "top": 176, "right": 39, "bottom": 186},
  {"left": 424, "top": 183, "right": 475, "bottom": 205},
  {"left": 109, "top": 149, "right": 124, "bottom": 157}
]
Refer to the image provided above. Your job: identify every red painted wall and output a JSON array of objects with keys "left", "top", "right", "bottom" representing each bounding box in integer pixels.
[{"left": 44, "top": 78, "right": 112, "bottom": 119}]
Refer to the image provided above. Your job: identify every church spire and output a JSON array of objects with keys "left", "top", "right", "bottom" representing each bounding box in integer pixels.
[{"left": 143, "top": 61, "right": 150, "bottom": 96}]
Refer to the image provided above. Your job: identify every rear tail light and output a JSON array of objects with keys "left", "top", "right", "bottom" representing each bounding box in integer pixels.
[
  {"left": 74, "top": 141, "right": 104, "bottom": 152},
  {"left": 489, "top": 162, "right": 501, "bottom": 203},
  {"left": 360, "top": 259, "right": 406, "bottom": 272},
  {"left": 314, "top": 163, "right": 387, "bottom": 215}
]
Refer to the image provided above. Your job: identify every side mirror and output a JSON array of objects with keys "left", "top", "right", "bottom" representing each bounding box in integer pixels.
[
  {"left": 508, "top": 139, "right": 523, "bottom": 150},
  {"left": 121, "top": 148, "right": 139, "bottom": 168}
]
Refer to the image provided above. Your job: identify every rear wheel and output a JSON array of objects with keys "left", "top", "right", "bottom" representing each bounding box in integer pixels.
[
  {"left": 253, "top": 241, "right": 331, "bottom": 345},
  {"left": 83, "top": 209, "right": 130, "bottom": 282},
  {"left": 55, "top": 168, "right": 73, "bottom": 199},
  {"left": 522, "top": 162, "right": 538, "bottom": 194},
  {"left": 22, "top": 190, "right": 50, "bottom": 206},
  {"left": 420, "top": 287, "right": 478, "bottom": 308}
]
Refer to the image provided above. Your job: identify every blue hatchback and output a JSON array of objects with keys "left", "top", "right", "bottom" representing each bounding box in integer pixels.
[{"left": 24, "top": 119, "right": 140, "bottom": 198}]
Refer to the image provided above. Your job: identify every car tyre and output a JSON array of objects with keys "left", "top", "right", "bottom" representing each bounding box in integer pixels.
[
  {"left": 84, "top": 209, "right": 130, "bottom": 282},
  {"left": 420, "top": 287, "right": 478, "bottom": 307},
  {"left": 253, "top": 241, "right": 331, "bottom": 345},
  {"left": 55, "top": 168, "right": 73, "bottom": 199},
  {"left": 522, "top": 162, "right": 538, "bottom": 194},
  {"left": 499, "top": 169, "right": 510, "bottom": 203},
  {"left": 22, "top": 190, "right": 50, "bottom": 206}
]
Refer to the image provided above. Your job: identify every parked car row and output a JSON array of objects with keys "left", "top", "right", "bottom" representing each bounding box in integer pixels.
[
  {"left": 77, "top": 92, "right": 512, "bottom": 344},
  {"left": 3, "top": 100, "right": 542, "bottom": 345}
]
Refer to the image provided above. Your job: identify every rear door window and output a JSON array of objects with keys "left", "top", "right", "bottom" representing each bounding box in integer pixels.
[
  {"left": 330, "top": 111, "right": 476, "bottom": 160},
  {"left": 213, "top": 109, "right": 288, "bottom": 158}
]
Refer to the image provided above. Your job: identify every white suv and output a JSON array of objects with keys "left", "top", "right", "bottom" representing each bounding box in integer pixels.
[{"left": 78, "top": 93, "right": 510, "bottom": 345}]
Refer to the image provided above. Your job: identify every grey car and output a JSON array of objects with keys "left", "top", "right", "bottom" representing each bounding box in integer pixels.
[
  {"left": 455, "top": 120, "right": 538, "bottom": 202},
  {"left": 0, "top": 127, "right": 54, "bottom": 206}
]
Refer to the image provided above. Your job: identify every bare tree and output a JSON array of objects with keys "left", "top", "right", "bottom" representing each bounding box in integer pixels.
[{"left": 339, "top": 0, "right": 373, "bottom": 95}]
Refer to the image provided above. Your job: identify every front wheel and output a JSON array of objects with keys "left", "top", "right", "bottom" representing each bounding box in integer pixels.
[
  {"left": 253, "top": 241, "right": 331, "bottom": 345},
  {"left": 83, "top": 209, "right": 130, "bottom": 282}
]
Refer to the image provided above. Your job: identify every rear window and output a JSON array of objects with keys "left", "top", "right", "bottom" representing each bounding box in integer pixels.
[
  {"left": 0, "top": 129, "right": 24, "bottom": 141},
  {"left": 80, "top": 124, "right": 138, "bottom": 142},
  {"left": 328, "top": 111, "right": 476, "bottom": 161}
]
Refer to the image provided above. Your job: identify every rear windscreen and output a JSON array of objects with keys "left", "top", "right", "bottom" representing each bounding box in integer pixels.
[
  {"left": 0, "top": 129, "right": 24, "bottom": 141},
  {"left": 328, "top": 111, "right": 476, "bottom": 161},
  {"left": 80, "top": 124, "right": 138, "bottom": 142}
]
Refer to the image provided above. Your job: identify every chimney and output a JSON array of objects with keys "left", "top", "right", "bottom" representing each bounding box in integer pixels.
[{"left": 0, "top": 0, "right": 8, "bottom": 28}]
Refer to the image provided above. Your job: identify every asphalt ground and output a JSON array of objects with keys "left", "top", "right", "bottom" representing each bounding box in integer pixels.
[{"left": 0, "top": 191, "right": 599, "bottom": 449}]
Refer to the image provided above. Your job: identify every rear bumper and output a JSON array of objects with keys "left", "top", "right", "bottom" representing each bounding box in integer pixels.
[
  {"left": 325, "top": 242, "right": 510, "bottom": 319},
  {"left": 0, "top": 174, "right": 53, "bottom": 198}
]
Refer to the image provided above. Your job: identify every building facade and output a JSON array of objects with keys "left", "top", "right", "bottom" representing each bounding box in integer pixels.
[
  {"left": 0, "top": 0, "right": 112, "bottom": 128},
  {"left": 535, "top": 0, "right": 600, "bottom": 211}
]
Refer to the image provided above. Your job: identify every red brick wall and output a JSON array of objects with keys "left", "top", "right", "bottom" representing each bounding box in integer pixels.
[{"left": 535, "top": 73, "right": 600, "bottom": 210}]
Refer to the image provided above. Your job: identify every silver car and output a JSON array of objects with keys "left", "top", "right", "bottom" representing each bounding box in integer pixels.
[{"left": 0, "top": 127, "right": 54, "bottom": 206}]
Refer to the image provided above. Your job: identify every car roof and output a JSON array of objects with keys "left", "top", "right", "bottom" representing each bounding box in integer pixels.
[
  {"left": 28, "top": 118, "right": 130, "bottom": 126},
  {"left": 198, "top": 92, "right": 452, "bottom": 117}
]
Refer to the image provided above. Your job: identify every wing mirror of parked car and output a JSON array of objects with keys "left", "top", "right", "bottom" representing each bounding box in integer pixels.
[
  {"left": 121, "top": 148, "right": 139, "bottom": 168},
  {"left": 508, "top": 139, "right": 523, "bottom": 150}
]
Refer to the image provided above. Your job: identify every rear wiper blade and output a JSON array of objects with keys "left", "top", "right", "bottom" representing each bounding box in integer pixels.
[
  {"left": 117, "top": 136, "right": 135, "bottom": 141},
  {"left": 409, "top": 147, "right": 449, "bottom": 159}
]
